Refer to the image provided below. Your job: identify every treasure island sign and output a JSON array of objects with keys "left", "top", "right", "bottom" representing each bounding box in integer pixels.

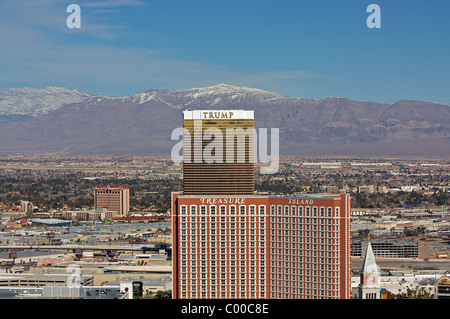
[{"left": 197, "top": 197, "right": 314, "bottom": 205}]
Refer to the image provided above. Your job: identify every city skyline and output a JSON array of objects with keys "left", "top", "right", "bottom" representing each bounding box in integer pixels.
[
  {"left": 0, "top": 0, "right": 448, "bottom": 304},
  {"left": 0, "top": 153, "right": 447, "bottom": 301},
  {"left": 0, "top": 0, "right": 449, "bottom": 104}
]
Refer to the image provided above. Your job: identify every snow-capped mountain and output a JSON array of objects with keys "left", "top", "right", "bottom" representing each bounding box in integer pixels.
[
  {"left": 0, "top": 83, "right": 448, "bottom": 157},
  {"left": 155, "top": 83, "right": 287, "bottom": 107},
  {"left": 85, "top": 83, "right": 291, "bottom": 109},
  {"left": 0, "top": 86, "right": 92, "bottom": 117}
]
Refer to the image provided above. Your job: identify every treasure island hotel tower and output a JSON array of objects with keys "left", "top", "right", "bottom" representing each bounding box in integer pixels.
[{"left": 172, "top": 110, "right": 351, "bottom": 299}]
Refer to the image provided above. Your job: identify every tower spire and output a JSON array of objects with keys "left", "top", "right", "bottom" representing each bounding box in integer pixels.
[{"left": 359, "top": 240, "right": 381, "bottom": 299}]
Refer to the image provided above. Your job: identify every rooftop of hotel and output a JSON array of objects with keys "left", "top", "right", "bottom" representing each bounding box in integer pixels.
[
  {"left": 175, "top": 192, "right": 346, "bottom": 200},
  {"left": 183, "top": 110, "right": 254, "bottom": 119}
]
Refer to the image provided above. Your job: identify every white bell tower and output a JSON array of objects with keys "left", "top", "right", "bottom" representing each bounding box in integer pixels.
[{"left": 358, "top": 239, "right": 380, "bottom": 299}]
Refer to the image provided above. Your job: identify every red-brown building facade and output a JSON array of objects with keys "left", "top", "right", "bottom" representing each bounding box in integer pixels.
[
  {"left": 94, "top": 185, "right": 130, "bottom": 218},
  {"left": 171, "top": 191, "right": 351, "bottom": 299}
]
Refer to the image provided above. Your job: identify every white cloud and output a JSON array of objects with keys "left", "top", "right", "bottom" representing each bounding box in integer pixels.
[
  {"left": 0, "top": 1, "right": 320, "bottom": 97},
  {"left": 80, "top": 0, "right": 146, "bottom": 8}
]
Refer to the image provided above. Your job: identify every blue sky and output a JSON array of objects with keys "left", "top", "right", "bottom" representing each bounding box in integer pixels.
[{"left": 0, "top": 0, "right": 449, "bottom": 104}]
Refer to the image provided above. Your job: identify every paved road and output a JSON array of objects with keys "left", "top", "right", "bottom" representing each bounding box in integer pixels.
[
  {"left": 0, "top": 288, "right": 42, "bottom": 299},
  {"left": 81, "top": 286, "right": 123, "bottom": 299},
  {"left": 0, "top": 287, "right": 124, "bottom": 299}
]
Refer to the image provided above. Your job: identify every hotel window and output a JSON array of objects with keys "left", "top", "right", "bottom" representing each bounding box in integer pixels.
[
  {"left": 305, "top": 206, "right": 310, "bottom": 217},
  {"left": 270, "top": 205, "right": 275, "bottom": 215},
  {"left": 230, "top": 205, "right": 236, "bottom": 215},
  {"left": 320, "top": 207, "right": 325, "bottom": 217},
  {"left": 249, "top": 205, "right": 256, "bottom": 215},
  {"left": 284, "top": 206, "right": 289, "bottom": 215},
  {"left": 291, "top": 206, "right": 296, "bottom": 216},
  {"left": 313, "top": 207, "right": 318, "bottom": 217},
  {"left": 181, "top": 205, "right": 187, "bottom": 215},
  {"left": 220, "top": 205, "right": 226, "bottom": 215},
  {"left": 298, "top": 206, "right": 303, "bottom": 216},
  {"left": 328, "top": 207, "right": 333, "bottom": 217},
  {"left": 239, "top": 205, "right": 246, "bottom": 215},
  {"left": 210, "top": 205, "right": 216, "bottom": 215},
  {"left": 277, "top": 206, "right": 282, "bottom": 215},
  {"left": 259, "top": 205, "right": 266, "bottom": 215},
  {"left": 200, "top": 205, "right": 206, "bottom": 215},
  {"left": 190, "top": 205, "right": 196, "bottom": 215},
  {"left": 334, "top": 207, "right": 339, "bottom": 217}
]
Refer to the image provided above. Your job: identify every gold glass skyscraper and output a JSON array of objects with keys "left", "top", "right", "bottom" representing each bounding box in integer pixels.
[{"left": 182, "top": 110, "right": 255, "bottom": 195}]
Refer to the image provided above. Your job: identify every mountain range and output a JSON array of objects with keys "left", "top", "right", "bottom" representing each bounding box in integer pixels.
[
  {"left": 0, "top": 83, "right": 448, "bottom": 157},
  {"left": 0, "top": 86, "right": 92, "bottom": 121}
]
